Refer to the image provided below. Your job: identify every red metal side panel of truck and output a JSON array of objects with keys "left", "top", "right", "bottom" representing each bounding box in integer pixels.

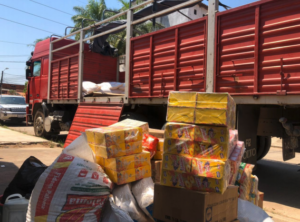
[
  {"left": 215, "top": 0, "right": 300, "bottom": 95},
  {"left": 64, "top": 103, "right": 123, "bottom": 147},
  {"left": 50, "top": 42, "right": 117, "bottom": 100},
  {"left": 130, "top": 17, "right": 207, "bottom": 98}
]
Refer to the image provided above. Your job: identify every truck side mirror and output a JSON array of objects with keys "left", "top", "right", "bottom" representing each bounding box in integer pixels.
[
  {"left": 26, "top": 61, "right": 32, "bottom": 66},
  {"left": 26, "top": 69, "right": 32, "bottom": 80}
]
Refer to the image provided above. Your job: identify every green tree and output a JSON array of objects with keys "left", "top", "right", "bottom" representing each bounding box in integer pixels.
[
  {"left": 23, "top": 81, "right": 28, "bottom": 93},
  {"left": 71, "top": 0, "right": 163, "bottom": 55}
]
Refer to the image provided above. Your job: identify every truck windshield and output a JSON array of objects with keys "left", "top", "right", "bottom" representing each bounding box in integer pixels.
[{"left": 0, "top": 97, "right": 26, "bottom": 105}]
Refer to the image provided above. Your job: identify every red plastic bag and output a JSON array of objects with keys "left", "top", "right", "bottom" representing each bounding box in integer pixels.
[{"left": 142, "top": 134, "right": 158, "bottom": 158}]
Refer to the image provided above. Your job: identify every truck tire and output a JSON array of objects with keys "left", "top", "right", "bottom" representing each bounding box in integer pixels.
[
  {"left": 256, "top": 136, "right": 271, "bottom": 161},
  {"left": 34, "top": 110, "right": 59, "bottom": 138}
]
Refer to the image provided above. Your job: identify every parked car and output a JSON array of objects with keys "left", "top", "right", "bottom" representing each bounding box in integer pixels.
[{"left": 0, "top": 95, "right": 27, "bottom": 123}]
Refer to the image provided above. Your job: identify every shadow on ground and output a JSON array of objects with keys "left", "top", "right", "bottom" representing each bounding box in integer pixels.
[{"left": 256, "top": 159, "right": 300, "bottom": 209}]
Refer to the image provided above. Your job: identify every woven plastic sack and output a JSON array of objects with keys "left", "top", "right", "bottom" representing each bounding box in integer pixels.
[
  {"left": 26, "top": 152, "right": 112, "bottom": 222},
  {"left": 82, "top": 81, "right": 101, "bottom": 95},
  {"left": 101, "top": 197, "right": 133, "bottom": 222}
]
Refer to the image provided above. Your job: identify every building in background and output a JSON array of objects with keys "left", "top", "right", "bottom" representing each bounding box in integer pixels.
[{"left": 1, "top": 83, "right": 25, "bottom": 96}]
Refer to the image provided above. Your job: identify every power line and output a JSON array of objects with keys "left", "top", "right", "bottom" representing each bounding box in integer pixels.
[
  {"left": 0, "top": 61, "right": 25, "bottom": 63},
  {"left": 0, "top": 55, "right": 29, "bottom": 57},
  {"left": 0, "top": 40, "right": 32, "bottom": 46},
  {"left": 29, "top": 0, "right": 74, "bottom": 16},
  {"left": 0, "top": 17, "right": 57, "bottom": 34},
  {"left": 0, "top": 4, "right": 70, "bottom": 26}
]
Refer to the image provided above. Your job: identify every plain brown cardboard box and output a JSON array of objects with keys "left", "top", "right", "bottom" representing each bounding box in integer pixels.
[
  {"left": 154, "top": 184, "right": 238, "bottom": 222},
  {"left": 151, "top": 160, "right": 162, "bottom": 183},
  {"left": 258, "top": 191, "right": 264, "bottom": 209},
  {"left": 149, "top": 128, "right": 164, "bottom": 138}
]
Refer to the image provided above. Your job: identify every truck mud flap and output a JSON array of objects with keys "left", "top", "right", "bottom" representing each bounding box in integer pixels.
[{"left": 64, "top": 103, "right": 124, "bottom": 148}]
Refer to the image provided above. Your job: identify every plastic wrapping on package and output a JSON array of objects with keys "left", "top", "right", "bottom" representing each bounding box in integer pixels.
[
  {"left": 235, "top": 163, "right": 254, "bottom": 200},
  {"left": 164, "top": 123, "right": 238, "bottom": 160},
  {"left": 26, "top": 153, "right": 112, "bottom": 222},
  {"left": 238, "top": 198, "right": 274, "bottom": 222},
  {"left": 249, "top": 175, "right": 259, "bottom": 206},
  {"left": 160, "top": 169, "right": 229, "bottom": 194},
  {"left": 113, "top": 184, "right": 149, "bottom": 222},
  {"left": 96, "top": 151, "right": 151, "bottom": 171},
  {"left": 132, "top": 178, "right": 155, "bottom": 221},
  {"left": 142, "top": 134, "right": 158, "bottom": 158},
  {"left": 157, "top": 138, "right": 164, "bottom": 151},
  {"left": 105, "top": 164, "right": 151, "bottom": 185},
  {"left": 111, "top": 119, "right": 149, "bottom": 135},
  {"left": 101, "top": 197, "right": 133, "bottom": 222},
  {"left": 162, "top": 153, "right": 230, "bottom": 179},
  {"left": 167, "top": 92, "right": 236, "bottom": 128},
  {"left": 229, "top": 141, "right": 246, "bottom": 185}
]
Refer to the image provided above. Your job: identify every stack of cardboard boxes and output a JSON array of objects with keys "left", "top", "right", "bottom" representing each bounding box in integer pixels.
[
  {"left": 154, "top": 92, "right": 241, "bottom": 222},
  {"left": 86, "top": 124, "right": 151, "bottom": 185}
]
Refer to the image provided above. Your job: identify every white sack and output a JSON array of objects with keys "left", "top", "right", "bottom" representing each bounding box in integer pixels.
[
  {"left": 238, "top": 198, "right": 274, "bottom": 222},
  {"left": 101, "top": 197, "right": 133, "bottom": 222},
  {"left": 131, "top": 178, "right": 155, "bottom": 221},
  {"left": 82, "top": 81, "right": 101, "bottom": 95},
  {"left": 113, "top": 184, "right": 149, "bottom": 222}
]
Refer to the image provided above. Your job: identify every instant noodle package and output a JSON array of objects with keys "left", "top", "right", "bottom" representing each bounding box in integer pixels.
[
  {"left": 229, "top": 141, "right": 246, "bottom": 185},
  {"left": 86, "top": 126, "right": 151, "bottom": 185},
  {"left": 167, "top": 92, "right": 236, "bottom": 128},
  {"left": 164, "top": 123, "right": 238, "bottom": 161},
  {"left": 160, "top": 169, "right": 229, "bottom": 194}
]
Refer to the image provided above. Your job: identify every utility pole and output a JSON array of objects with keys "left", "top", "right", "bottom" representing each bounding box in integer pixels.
[{"left": 1, "top": 68, "right": 9, "bottom": 95}]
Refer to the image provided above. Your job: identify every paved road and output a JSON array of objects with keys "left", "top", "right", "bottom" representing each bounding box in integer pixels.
[{"left": 256, "top": 148, "right": 300, "bottom": 222}]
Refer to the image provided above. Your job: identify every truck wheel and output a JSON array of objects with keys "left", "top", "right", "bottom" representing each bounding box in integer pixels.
[
  {"left": 34, "top": 110, "right": 47, "bottom": 137},
  {"left": 256, "top": 136, "right": 271, "bottom": 161}
]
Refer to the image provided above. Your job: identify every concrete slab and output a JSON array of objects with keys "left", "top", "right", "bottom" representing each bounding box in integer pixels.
[
  {"left": 0, "top": 147, "right": 62, "bottom": 195},
  {"left": 0, "top": 127, "right": 47, "bottom": 144}
]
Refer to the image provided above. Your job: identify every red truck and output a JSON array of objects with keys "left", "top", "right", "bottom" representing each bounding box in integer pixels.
[{"left": 26, "top": 0, "right": 300, "bottom": 164}]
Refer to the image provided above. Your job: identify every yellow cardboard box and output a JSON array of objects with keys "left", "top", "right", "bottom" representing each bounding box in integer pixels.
[
  {"left": 105, "top": 164, "right": 151, "bottom": 185},
  {"left": 162, "top": 153, "right": 192, "bottom": 173},
  {"left": 86, "top": 126, "right": 143, "bottom": 145},
  {"left": 191, "top": 158, "right": 230, "bottom": 179},
  {"left": 96, "top": 151, "right": 151, "bottom": 171},
  {"left": 111, "top": 119, "right": 149, "bottom": 135},
  {"left": 157, "top": 138, "right": 164, "bottom": 151},
  {"left": 163, "top": 138, "right": 194, "bottom": 156},
  {"left": 92, "top": 141, "right": 143, "bottom": 158},
  {"left": 153, "top": 151, "right": 163, "bottom": 160},
  {"left": 164, "top": 123, "right": 195, "bottom": 140},
  {"left": 160, "top": 169, "right": 229, "bottom": 194},
  {"left": 166, "top": 92, "right": 236, "bottom": 128}
]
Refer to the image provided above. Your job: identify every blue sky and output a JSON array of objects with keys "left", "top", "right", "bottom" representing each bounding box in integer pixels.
[{"left": 0, "top": 0, "right": 256, "bottom": 85}]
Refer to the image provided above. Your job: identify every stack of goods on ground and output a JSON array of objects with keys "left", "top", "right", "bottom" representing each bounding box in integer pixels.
[
  {"left": 82, "top": 81, "right": 125, "bottom": 96},
  {"left": 0, "top": 93, "right": 272, "bottom": 222}
]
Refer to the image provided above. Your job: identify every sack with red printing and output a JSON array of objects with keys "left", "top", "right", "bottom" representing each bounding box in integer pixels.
[
  {"left": 26, "top": 153, "right": 112, "bottom": 222},
  {"left": 142, "top": 134, "right": 158, "bottom": 158}
]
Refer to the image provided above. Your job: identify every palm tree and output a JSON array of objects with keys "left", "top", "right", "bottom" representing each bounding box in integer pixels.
[
  {"left": 71, "top": 0, "right": 163, "bottom": 55},
  {"left": 28, "top": 36, "right": 50, "bottom": 47}
]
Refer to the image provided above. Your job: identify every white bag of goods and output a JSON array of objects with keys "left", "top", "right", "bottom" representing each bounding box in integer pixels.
[
  {"left": 82, "top": 81, "right": 101, "bottom": 95},
  {"left": 113, "top": 184, "right": 149, "bottom": 222},
  {"left": 26, "top": 153, "right": 112, "bottom": 222},
  {"left": 101, "top": 197, "right": 133, "bottom": 222},
  {"left": 63, "top": 133, "right": 95, "bottom": 163},
  {"left": 238, "top": 198, "right": 273, "bottom": 222},
  {"left": 131, "top": 178, "right": 155, "bottom": 221},
  {"left": 98, "top": 82, "right": 124, "bottom": 90}
]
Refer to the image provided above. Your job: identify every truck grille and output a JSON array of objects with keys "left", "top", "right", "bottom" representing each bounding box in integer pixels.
[{"left": 11, "top": 108, "right": 26, "bottom": 112}]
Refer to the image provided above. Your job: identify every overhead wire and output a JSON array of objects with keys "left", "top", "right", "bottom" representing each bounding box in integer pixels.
[
  {"left": 0, "top": 40, "right": 33, "bottom": 46},
  {"left": 0, "top": 17, "right": 58, "bottom": 34},
  {"left": 0, "top": 4, "right": 71, "bottom": 26},
  {"left": 29, "top": 0, "right": 74, "bottom": 16}
]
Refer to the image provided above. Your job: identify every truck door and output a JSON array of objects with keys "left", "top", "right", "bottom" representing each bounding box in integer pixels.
[{"left": 30, "top": 60, "right": 42, "bottom": 101}]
